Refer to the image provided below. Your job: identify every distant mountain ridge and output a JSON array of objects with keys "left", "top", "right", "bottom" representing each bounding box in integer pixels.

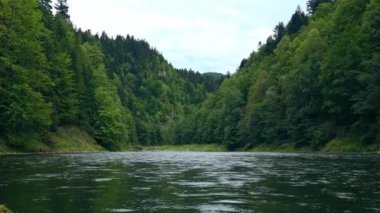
[{"left": 204, "top": 72, "right": 225, "bottom": 80}]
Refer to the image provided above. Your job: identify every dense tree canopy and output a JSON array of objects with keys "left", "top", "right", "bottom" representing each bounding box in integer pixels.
[
  {"left": 0, "top": 0, "right": 222, "bottom": 150},
  {"left": 175, "top": 0, "right": 379, "bottom": 150},
  {"left": 0, "top": 0, "right": 378, "bottom": 152}
]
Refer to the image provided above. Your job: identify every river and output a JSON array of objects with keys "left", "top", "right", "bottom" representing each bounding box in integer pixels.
[{"left": 0, "top": 152, "right": 379, "bottom": 212}]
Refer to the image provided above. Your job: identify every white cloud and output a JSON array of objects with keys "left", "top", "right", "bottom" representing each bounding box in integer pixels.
[{"left": 64, "top": 0, "right": 307, "bottom": 73}]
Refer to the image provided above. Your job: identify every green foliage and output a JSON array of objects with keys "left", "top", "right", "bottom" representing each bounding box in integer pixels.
[
  {"left": 307, "top": 0, "right": 336, "bottom": 14},
  {"left": 1, "top": 0, "right": 377, "bottom": 153},
  {"left": 176, "top": 69, "right": 223, "bottom": 104},
  {"left": 286, "top": 6, "right": 308, "bottom": 35},
  {"left": 0, "top": 0, "right": 221, "bottom": 151},
  {"left": 177, "top": 0, "right": 379, "bottom": 151},
  {"left": 0, "top": 0, "right": 53, "bottom": 147},
  {"left": 98, "top": 34, "right": 221, "bottom": 146},
  {"left": 248, "top": 143, "right": 313, "bottom": 152},
  {"left": 0, "top": 0, "right": 222, "bottom": 152},
  {"left": 49, "top": 53, "right": 78, "bottom": 124},
  {"left": 82, "top": 43, "right": 137, "bottom": 150},
  {"left": 143, "top": 144, "right": 228, "bottom": 152},
  {"left": 49, "top": 126, "right": 105, "bottom": 152},
  {"left": 0, "top": 205, "right": 13, "bottom": 213},
  {"left": 322, "top": 139, "right": 364, "bottom": 152},
  {"left": 54, "top": 0, "right": 70, "bottom": 20}
]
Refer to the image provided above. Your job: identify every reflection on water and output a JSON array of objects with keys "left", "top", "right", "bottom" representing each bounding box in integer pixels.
[{"left": 0, "top": 152, "right": 379, "bottom": 212}]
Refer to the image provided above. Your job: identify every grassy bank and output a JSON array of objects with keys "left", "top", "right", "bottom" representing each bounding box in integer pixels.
[
  {"left": 1, "top": 132, "right": 378, "bottom": 154},
  {"left": 246, "top": 143, "right": 314, "bottom": 153},
  {"left": 142, "top": 144, "right": 228, "bottom": 152},
  {"left": 245, "top": 139, "right": 380, "bottom": 153},
  {"left": 48, "top": 126, "right": 105, "bottom": 152},
  {"left": 0, "top": 142, "right": 13, "bottom": 154},
  {"left": 322, "top": 139, "right": 380, "bottom": 153},
  {"left": 0, "top": 205, "right": 13, "bottom": 213},
  {"left": 142, "top": 138, "right": 379, "bottom": 153},
  {"left": 0, "top": 126, "right": 105, "bottom": 154}
]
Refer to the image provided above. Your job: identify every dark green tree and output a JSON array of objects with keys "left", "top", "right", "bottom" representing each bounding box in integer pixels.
[
  {"left": 39, "top": 0, "right": 53, "bottom": 15},
  {"left": 286, "top": 6, "right": 308, "bottom": 35},
  {"left": 0, "top": 0, "right": 53, "bottom": 148},
  {"left": 55, "top": 0, "right": 70, "bottom": 20},
  {"left": 307, "top": 0, "right": 335, "bottom": 14},
  {"left": 274, "top": 22, "right": 286, "bottom": 42}
]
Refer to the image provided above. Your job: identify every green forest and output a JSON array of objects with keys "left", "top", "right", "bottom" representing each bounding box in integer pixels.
[
  {"left": 0, "top": 0, "right": 379, "bottom": 152},
  {"left": 0, "top": 0, "right": 222, "bottom": 152}
]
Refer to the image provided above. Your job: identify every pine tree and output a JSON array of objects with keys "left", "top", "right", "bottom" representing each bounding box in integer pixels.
[
  {"left": 286, "top": 6, "right": 308, "bottom": 35},
  {"left": 39, "top": 0, "right": 53, "bottom": 15},
  {"left": 307, "top": 0, "right": 335, "bottom": 14},
  {"left": 274, "top": 22, "right": 286, "bottom": 42},
  {"left": 55, "top": 0, "right": 70, "bottom": 20}
]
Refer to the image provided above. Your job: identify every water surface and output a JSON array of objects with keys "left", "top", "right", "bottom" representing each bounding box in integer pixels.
[{"left": 0, "top": 152, "right": 379, "bottom": 212}]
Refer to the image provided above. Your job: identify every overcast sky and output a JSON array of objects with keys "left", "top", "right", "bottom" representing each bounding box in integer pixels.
[{"left": 65, "top": 0, "right": 307, "bottom": 73}]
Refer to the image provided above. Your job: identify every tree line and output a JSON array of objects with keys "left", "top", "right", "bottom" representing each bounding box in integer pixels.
[
  {"left": 1, "top": 0, "right": 378, "bottom": 152},
  {"left": 0, "top": 0, "right": 222, "bottom": 151},
  {"left": 174, "top": 0, "right": 379, "bottom": 150}
]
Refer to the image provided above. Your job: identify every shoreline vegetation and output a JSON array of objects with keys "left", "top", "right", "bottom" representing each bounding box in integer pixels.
[
  {"left": 0, "top": 205, "right": 13, "bottom": 213},
  {"left": 1, "top": 128, "right": 378, "bottom": 154}
]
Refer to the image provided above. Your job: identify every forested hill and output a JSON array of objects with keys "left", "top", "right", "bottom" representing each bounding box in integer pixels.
[
  {"left": 0, "top": 0, "right": 222, "bottom": 151},
  {"left": 1, "top": 0, "right": 379, "bottom": 153},
  {"left": 174, "top": 0, "right": 380, "bottom": 151}
]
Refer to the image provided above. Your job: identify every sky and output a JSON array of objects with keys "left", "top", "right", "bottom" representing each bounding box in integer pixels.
[{"left": 65, "top": 0, "right": 307, "bottom": 74}]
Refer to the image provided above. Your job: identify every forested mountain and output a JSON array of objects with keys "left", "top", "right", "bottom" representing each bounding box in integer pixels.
[
  {"left": 175, "top": 0, "right": 380, "bottom": 150},
  {"left": 0, "top": 0, "right": 222, "bottom": 151},
  {"left": 0, "top": 0, "right": 378, "bottom": 152}
]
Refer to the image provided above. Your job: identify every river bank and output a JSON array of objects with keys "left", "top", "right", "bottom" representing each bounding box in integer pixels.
[
  {"left": 0, "top": 126, "right": 105, "bottom": 154},
  {"left": 141, "top": 144, "right": 229, "bottom": 152},
  {"left": 0, "top": 205, "right": 12, "bottom": 213},
  {"left": 1, "top": 132, "right": 379, "bottom": 154},
  {"left": 140, "top": 140, "right": 379, "bottom": 153}
]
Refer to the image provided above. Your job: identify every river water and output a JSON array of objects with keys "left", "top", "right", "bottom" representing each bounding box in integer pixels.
[{"left": 0, "top": 152, "right": 379, "bottom": 212}]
